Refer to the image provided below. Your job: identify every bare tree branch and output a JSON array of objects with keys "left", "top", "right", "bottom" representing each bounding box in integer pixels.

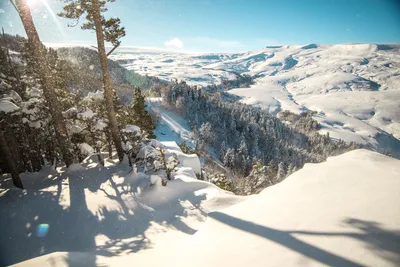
[{"left": 106, "top": 43, "right": 120, "bottom": 57}]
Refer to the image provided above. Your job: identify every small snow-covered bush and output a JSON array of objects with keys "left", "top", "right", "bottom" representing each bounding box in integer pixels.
[
  {"left": 208, "top": 173, "right": 234, "bottom": 192},
  {"left": 159, "top": 148, "right": 179, "bottom": 180}
]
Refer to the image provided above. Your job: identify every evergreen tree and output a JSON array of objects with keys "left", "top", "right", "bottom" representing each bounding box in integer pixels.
[
  {"left": 131, "top": 87, "right": 155, "bottom": 138},
  {"left": 277, "top": 162, "right": 286, "bottom": 183},
  {"left": 0, "top": 118, "right": 23, "bottom": 189},
  {"left": 287, "top": 163, "right": 294, "bottom": 176},
  {"left": 59, "top": 0, "right": 126, "bottom": 161},
  {"left": 243, "top": 160, "right": 269, "bottom": 194},
  {"left": 10, "top": 0, "right": 74, "bottom": 167}
]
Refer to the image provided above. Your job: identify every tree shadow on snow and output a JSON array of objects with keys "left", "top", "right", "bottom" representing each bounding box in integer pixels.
[
  {"left": 95, "top": 174, "right": 208, "bottom": 256},
  {"left": 209, "top": 212, "right": 400, "bottom": 267},
  {"left": 0, "top": 163, "right": 209, "bottom": 266}
]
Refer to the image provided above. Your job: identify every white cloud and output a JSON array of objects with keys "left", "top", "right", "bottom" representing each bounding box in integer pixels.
[
  {"left": 0, "top": 9, "right": 5, "bottom": 14},
  {"left": 164, "top": 38, "right": 184, "bottom": 49}
]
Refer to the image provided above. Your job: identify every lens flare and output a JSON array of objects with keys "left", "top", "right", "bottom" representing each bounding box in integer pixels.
[{"left": 36, "top": 224, "right": 49, "bottom": 237}]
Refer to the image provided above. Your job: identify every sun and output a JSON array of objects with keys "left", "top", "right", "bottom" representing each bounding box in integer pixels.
[{"left": 26, "top": 0, "right": 41, "bottom": 8}]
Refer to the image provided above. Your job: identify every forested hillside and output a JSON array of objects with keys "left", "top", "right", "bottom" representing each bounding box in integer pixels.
[
  {"left": 1, "top": 34, "right": 159, "bottom": 103},
  {"left": 1, "top": 32, "right": 360, "bottom": 195},
  {"left": 159, "top": 80, "right": 357, "bottom": 194}
]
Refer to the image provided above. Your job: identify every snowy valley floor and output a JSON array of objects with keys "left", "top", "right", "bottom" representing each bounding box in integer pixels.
[{"left": 1, "top": 149, "right": 400, "bottom": 266}]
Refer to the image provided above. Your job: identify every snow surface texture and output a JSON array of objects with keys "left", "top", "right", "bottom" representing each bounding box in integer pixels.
[
  {"left": 3, "top": 149, "right": 400, "bottom": 266},
  {"left": 111, "top": 44, "right": 400, "bottom": 155},
  {"left": 0, "top": 99, "right": 19, "bottom": 113},
  {"left": 0, "top": 156, "right": 242, "bottom": 267}
]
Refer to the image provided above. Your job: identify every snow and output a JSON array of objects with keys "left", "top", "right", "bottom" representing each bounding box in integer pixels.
[
  {"left": 85, "top": 91, "right": 104, "bottom": 101},
  {"left": 136, "top": 145, "right": 158, "bottom": 159},
  {"left": 0, "top": 154, "right": 243, "bottom": 266},
  {"left": 149, "top": 174, "right": 162, "bottom": 185},
  {"left": 161, "top": 141, "right": 201, "bottom": 175},
  {"left": 78, "top": 143, "right": 95, "bottom": 156},
  {"left": 77, "top": 109, "right": 95, "bottom": 119},
  {"left": 0, "top": 99, "right": 19, "bottom": 113},
  {"left": 147, "top": 98, "right": 194, "bottom": 145},
  {"left": 122, "top": 125, "right": 141, "bottom": 135},
  {"left": 70, "top": 124, "right": 84, "bottom": 134},
  {"left": 5, "top": 149, "right": 399, "bottom": 266},
  {"left": 66, "top": 163, "right": 86, "bottom": 173},
  {"left": 28, "top": 88, "right": 42, "bottom": 98},
  {"left": 94, "top": 119, "right": 107, "bottom": 131},
  {"left": 3, "top": 90, "right": 22, "bottom": 103},
  {"left": 112, "top": 45, "right": 400, "bottom": 154},
  {"left": 62, "top": 107, "right": 78, "bottom": 117}
]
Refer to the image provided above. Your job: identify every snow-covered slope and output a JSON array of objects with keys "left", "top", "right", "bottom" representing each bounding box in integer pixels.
[
  {"left": 110, "top": 44, "right": 400, "bottom": 154},
  {"left": 7, "top": 149, "right": 400, "bottom": 266},
  {"left": 0, "top": 157, "right": 243, "bottom": 266}
]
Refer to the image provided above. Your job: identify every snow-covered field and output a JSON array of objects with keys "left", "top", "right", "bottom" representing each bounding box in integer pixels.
[
  {"left": 110, "top": 44, "right": 400, "bottom": 155},
  {"left": 3, "top": 149, "right": 399, "bottom": 266}
]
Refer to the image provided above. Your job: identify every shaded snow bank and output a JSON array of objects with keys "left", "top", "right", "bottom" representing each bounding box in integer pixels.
[
  {"left": 10, "top": 149, "right": 400, "bottom": 266},
  {"left": 1, "top": 156, "right": 243, "bottom": 267}
]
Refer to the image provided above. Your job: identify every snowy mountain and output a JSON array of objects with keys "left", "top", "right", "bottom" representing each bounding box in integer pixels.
[
  {"left": 5, "top": 149, "right": 400, "bottom": 267},
  {"left": 110, "top": 44, "right": 400, "bottom": 155}
]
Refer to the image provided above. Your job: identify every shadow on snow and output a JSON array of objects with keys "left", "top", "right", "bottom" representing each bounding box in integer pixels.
[{"left": 0, "top": 162, "right": 208, "bottom": 266}]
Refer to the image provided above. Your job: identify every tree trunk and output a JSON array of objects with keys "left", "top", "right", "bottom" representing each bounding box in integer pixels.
[
  {"left": 0, "top": 129, "right": 23, "bottom": 189},
  {"left": 91, "top": 0, "right": 124, "bottom": 162},
  {"left": 13, "top": 0, "right": 73, "bottom": 167},
  {"left": 7, "top": 130, "right": 24, "bottom": 172}
]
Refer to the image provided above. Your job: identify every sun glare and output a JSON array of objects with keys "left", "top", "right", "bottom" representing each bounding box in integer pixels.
[{"left": 26, "top": 0, "right": 40, "bottom": 8}]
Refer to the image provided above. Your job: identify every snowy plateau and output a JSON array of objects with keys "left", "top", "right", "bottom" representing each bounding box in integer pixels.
[{"left": 110, "top": 44, "right": 400, "bottom": 156}]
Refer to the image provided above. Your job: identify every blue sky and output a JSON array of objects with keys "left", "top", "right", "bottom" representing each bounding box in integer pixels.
[{"left": 0, "top": 0, "right": 399, "bottom": 52}]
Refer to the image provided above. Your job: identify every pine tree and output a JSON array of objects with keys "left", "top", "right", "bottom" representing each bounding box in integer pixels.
[
  {"left": 287, "top": 163, "right": 294, "bottom": 176},
  {"left": 244, "top": 159, "right": 269, "bottom": 194},
  {"left": 58, "top": 0, "right": 126, "bottom": 161},
  {"left": 10, "top": 0, "right": 74, "bottom": 167},
  {"left": 277, "top": 162, "right": 286, "bottom": 183},
  {"left": 131, "top": 87, "right": 155, "bottom": 138},
  {"left": 0, "top": 120, "right": 23, "bottom": 189}
]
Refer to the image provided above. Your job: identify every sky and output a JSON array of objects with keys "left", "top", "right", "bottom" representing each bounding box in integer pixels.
[{"left": 0, "top": 0, "right": 399, "bottom": 52}]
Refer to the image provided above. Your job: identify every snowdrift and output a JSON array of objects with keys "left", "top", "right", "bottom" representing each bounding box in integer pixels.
[
  {"left": 173, "top": 149, "right": 400, "bottom": 267},
  {"left": 161, "top": 141, "right": 201, "bottom": 175},
  {"left": 6, "top": 149, "right": 400, "bottom": 266}
]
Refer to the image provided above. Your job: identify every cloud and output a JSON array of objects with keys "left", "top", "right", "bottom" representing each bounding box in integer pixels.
[
  {"left": 0, "top": 9, "right": 4, "bottom": 14},
  {"left": 164, "top": 38, "right": 184, "bottom": 49}
]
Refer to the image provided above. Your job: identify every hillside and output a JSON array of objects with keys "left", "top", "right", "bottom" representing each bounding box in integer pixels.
[
  {"left": 110, "top": 44, "right": 400, "bottom": 155},
  {"left": 1, "top": 34, "right": 156, "bottom": 103},
  {"left": 6, "top": 149, "right": 400, "bottom": 267}
]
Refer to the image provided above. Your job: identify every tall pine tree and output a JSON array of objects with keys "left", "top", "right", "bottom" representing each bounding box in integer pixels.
[
  {"left": 58, "top": 0, "right": 126, "bottom": 161},
  {"left": 10, "top": 0, "right": 73, "bottom": 167},
  {"left": 131, "top": 87, "right": 155, "bottom": 138}
]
